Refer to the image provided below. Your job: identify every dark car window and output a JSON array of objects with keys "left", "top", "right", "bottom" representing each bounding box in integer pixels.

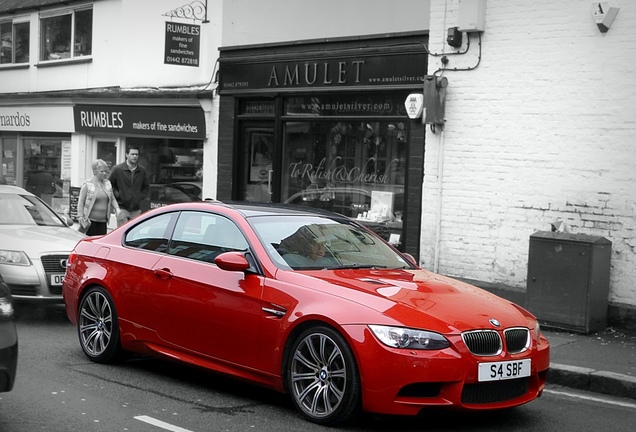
[
  {"left": 124, "top": 213, "right": 177, "bottom": 252},
  {"left": 168, "top": 211, "right": 249, "bottom": 263}
]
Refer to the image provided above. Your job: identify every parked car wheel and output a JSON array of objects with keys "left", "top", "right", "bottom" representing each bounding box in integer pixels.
[
  {"left": 287, "top": 326, "right": 361, "bottom": 425},
  {"left": 78, "top": 287, "right": 124, "bottom": 363}
]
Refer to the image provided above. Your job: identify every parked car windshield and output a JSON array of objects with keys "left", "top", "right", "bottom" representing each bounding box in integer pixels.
[
  {"left": 0, "top": 193, "right": 67, "bottom": 227},
  {"left": 249, "top": 214, "right": 413, "bottom": 270}
]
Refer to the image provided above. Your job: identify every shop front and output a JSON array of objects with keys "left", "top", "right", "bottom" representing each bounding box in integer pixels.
[
  {"left": 217, "top": 33, "right": 427, "bottom": 255},
  {"left": 72, "top": 103, "right": 207, "bottom": 214},
  {"left": 1, "top": 100, "right": 207, "bottom": 221},
  {"left": 0, "top": 105, "right": 75, "bottom": 215}
]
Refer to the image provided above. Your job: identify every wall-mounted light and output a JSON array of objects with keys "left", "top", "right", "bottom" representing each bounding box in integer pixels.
[{"left": 591, "top": 1, "right": 620, "bottom": 33}]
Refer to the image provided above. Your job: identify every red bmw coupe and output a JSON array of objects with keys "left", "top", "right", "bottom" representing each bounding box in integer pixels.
[{"left": 62, "top": 201, "right": 550, "bottom": 425}]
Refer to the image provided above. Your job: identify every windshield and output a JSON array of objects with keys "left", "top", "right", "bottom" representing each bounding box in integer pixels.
[
  {"left": 249, "top": 214, "right": 414, "bottom": 270},
  {"left": 0, "top": 193, "right": 67, "bottom": 227}
]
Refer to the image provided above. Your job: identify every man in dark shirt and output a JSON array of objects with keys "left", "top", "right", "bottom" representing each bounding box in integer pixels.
[{"left": 108, "top": 146, "right": 149, "bottom": 226}]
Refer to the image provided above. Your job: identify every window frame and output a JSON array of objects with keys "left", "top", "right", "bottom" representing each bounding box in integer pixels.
[{"left": 39, "top": 6, "right": 92, "bottom": 63}]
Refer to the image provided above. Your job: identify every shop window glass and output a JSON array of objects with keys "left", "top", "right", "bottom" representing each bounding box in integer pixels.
[
  {"left": 125, "top": 137, "right": 203, "bottom": 209},
  {"left": 282, "top": 120, "right": 406, "bottom": 248},
  {"left": 0, "top": 21, "right": 29, "bottom": 64},
  {"left": 23, "top": 139, "right": 63, "bottom": 208},
  {"left": 0, "top": 137, "right": 18, "bottom": 185},
  {"left": 40, "top": 8, "right": 92, "bottom": 61}
]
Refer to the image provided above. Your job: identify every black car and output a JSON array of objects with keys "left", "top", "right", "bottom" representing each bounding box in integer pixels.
[{"left": 0, "top": 274, "right": 17, "bottom": 392}]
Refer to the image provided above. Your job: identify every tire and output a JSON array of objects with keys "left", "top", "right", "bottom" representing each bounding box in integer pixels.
[
  {"left": 77, "top": 286, "right": 125, "bottom": 363},
  {"left": 287, "top": 326, "right": 361, "bottom": 425}
]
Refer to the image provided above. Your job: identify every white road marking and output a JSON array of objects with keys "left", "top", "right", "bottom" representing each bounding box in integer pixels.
[
  {"left": 134, "top": 416, "right": 195, "bottom": 432},
  {"left": 545, "top": 389, "right": 636, "bottom": 409}
]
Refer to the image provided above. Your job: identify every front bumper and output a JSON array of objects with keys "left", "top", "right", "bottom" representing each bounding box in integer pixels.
[
  {"left": 1, "top": 254, "right": 68, "bottom": 302},
  {"left": 343, "top": 325, "right": 550, "bottom": 416}
]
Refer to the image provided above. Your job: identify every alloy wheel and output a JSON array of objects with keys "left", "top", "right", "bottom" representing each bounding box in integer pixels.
[
  {"left": 79, "top": 290, "right": 113, "bottom": 357},
  {"left": 290, "top": 331, "right": 348, "bottom": 419}
]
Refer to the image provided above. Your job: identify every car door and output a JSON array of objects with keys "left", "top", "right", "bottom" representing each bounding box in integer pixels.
[
  {"left": 118, "top": 212, "right": 178, "bottom": 335},
  {"left": 150, "top": 211, "right": 265, "bottom": 369}
]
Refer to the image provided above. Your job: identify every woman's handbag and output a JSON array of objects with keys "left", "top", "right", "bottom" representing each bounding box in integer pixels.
[{"left": 78, "top": 217, "right": 92, "bottom": 234}]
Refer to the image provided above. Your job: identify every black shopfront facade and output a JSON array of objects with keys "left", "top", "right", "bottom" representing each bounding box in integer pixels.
[{"left": 217, "top": 33, "right": 427, "bottom": 256}]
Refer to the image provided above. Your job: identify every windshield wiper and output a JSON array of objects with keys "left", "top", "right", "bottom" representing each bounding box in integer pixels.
[{"left": 339, "top": 264, "right": 388, "bottom": 269}]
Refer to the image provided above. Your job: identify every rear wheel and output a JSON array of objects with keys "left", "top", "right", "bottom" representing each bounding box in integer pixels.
[
  {"left": 287, "top": 326, "right": 360, "bottom": 425},
  {"left": 78, "top": 286, "right": 124, "bottom": 363}
]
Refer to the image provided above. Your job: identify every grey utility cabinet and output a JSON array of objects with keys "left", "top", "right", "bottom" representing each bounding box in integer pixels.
[{"left": 526, "top": 231, "right": 611, "bottom": 334}]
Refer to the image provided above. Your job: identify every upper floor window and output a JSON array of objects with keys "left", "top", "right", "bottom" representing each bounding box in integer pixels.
[
  {"left": 0, "top": 20, "right": 29, "bottom": 64},
  {"left": 40, "top": 7, "right": 92, "bottom": 61}
]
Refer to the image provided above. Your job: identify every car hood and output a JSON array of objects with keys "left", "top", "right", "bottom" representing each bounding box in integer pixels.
[
  {"left": 0, "top": 225, "right": 85, "bottom": 257},
  {"left": 280, "top": 268, "right": 531, "bottom": 333}
]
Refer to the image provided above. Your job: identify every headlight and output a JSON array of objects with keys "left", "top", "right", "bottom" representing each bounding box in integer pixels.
[
  {"left": 0, "top": 296, "right": 14, "bottom": 320},
  {"left": 0, "top": 250, "right": 30, "bottom": 266},
  {"left": 535, "top": 320, "right": 542, "bottom": 343},
  {"left": 369, "top": 325, "right": 450, "bottom": 350}
]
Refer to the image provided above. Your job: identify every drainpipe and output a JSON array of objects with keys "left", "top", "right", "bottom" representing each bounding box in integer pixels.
[{"left": 433, "top": 128, "right": 445, "bottom": 273}]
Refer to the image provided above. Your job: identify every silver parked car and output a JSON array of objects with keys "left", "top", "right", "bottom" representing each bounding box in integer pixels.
[{"left": 0, "top": 185, "right": 85, "bottom": 302}]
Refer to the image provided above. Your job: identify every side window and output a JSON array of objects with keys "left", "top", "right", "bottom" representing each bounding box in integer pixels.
[
  {"left": 124, "top": 213, "right": 176, "bottom": 252},
  {"left": 168, "top": 212, "right": 249, "bottom": 263}
]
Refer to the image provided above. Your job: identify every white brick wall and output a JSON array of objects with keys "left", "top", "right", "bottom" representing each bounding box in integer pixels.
[{"left": 422, "top": 0, "right": 636, "bottom": 305}]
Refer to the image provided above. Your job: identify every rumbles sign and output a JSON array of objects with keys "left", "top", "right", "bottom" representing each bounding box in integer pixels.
[
  {"left": 219, "top": 51, "right": 426, "bottom": 94},
  {"left": 73, "top": 105, "right": 206, "bottom": 139},
  {"left": 164, "top": 22, "right": 201, "bottom": 67}
]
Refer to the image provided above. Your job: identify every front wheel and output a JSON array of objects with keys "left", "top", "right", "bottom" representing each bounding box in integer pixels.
[
  {"left": 287, "top": 326, "right": 361, "bottom": 425},
  {"left": 78, "top": 286, "right": 125, "bottom": 363}
]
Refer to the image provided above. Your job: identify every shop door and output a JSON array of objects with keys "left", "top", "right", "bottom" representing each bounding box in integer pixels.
[{"left": 238, "top": 123, "right": 274, "bottom": 203}]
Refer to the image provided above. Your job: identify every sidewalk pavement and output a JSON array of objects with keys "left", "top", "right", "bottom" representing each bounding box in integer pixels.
[{"left": 544, "top": 327, "right": 636, "bottom": 400}]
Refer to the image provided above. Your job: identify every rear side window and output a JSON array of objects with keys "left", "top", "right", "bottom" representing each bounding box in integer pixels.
[
  {"left": 124, "top": 213, "right": 176, "bottom": 252},
  {"left": 168, "top": 211, "right": 249, "bottom": 263}
]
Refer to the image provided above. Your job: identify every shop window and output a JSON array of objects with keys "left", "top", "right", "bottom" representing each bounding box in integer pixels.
[
  {"left": 282, "top": 120, "right": 406, "bottom": 248},
  {"left": 125, "top": 137, "right": 203, "bottom": 209},
  {"left": 40, "top": 7, "right": 92, "bottom": 61},
  {"left": 0, "top": 20, "right": 29, "bottom": 64},
  {"left": 0, "top": 137, "right": 18, "bottom": 185},
  {"left": 23, "top": 139, "right": 63, "bottom": 208}
]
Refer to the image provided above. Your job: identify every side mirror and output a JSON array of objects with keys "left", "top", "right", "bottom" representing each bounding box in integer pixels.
[
  {"left": 403, "top": 253, "right": 419, "bottom": 267},
  {"left": 215, "top": 252, "right": 250, "bottom": 272}
]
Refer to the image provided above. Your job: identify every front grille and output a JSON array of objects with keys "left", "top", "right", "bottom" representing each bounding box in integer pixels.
[
  {"left": 461, "top": 378, "right": 529, "bottom": 404},
  {"left": 462, "top": 330, "right": 502, "bottom": 356},
  {"left": 41, "top": 254, "right": 68, "bottom": 295},
  {"left": 41, "top": 255, "right": 68, "bottom": 273},
  {"left": 504, "top": 328, "right": 530, "bottom": 354}
]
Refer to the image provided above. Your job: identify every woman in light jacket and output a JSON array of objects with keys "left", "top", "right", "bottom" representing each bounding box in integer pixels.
[{"left": 77, "top": 159, "right": 122, "bottom": 236}]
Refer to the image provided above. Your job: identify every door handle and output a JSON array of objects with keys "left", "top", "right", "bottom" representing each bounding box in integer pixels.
[
  {"left": 268, "top": 170, "right": 273, "bottom": 195},
  {"left": 153, "top": 268, "right": 173, "bottom": 279}
]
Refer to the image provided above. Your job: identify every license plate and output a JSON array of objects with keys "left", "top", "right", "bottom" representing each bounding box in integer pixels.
[
  {"left": 478, "top": 359, "right": 531, "bottom": 382},
  {"left": 50, "top": 274, "right": 64, "bottom": 286}
]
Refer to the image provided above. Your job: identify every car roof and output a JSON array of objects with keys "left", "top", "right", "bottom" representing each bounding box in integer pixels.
[
  {"left": 198, "top": 200, "right": 350, "bottom": 219},
  {"left": 0, "top": 185, "right": 35, "bottom": 196}
]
